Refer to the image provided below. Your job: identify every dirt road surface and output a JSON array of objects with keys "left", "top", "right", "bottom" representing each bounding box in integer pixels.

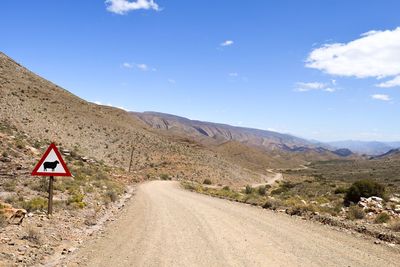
[{"left": 67, "top": 181, "right": 400, "bottom": 267}]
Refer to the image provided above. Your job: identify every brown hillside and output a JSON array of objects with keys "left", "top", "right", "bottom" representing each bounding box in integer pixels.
[{"left": 0, "top": 52, "right": 264, "bottom": 185}]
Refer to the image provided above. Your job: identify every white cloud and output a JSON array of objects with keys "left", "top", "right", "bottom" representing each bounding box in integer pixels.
[
  {"left": 306, "top": 28, "right": 400, "bottom": 86},
  {"left": 122, "top": 62, "right": 155, "bottom": 71},
  {"left": 371, "top": 94, "right": 391, "bottom": 101},
  {"left": 122, "top": 62, "right": 133, "bottom": 69},
  {"left": 220, "top": 40, "right": 234, "bottom": 47},
  {"left": 295, "top": 81, "right": 336, "bottom": 93},
  {"left": 228, "top": 72, "right": 238, "bottom": 77},
  {"left": 376, "top": 76, "right": 400, "bottom": 88},
  {"left": 105, "top": 0, "right": 159, "bottom": 14},
  {"left": 136, "top": 63, "right": 148, "bottom": 71},
  {"left": 324, "top": 88, "right": 336, "bottom": 93},
  {"left": 168, "top": 79, "right": 176, "bottom": 84}
]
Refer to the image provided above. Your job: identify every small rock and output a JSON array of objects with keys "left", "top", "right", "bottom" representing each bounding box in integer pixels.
[
  {"left": 389, "top": 197, "right": 400, "bottom": 204},
  {"left": 370, "top": 196, "right": 383, "bottom": 202},
  {"left": 0, "top": 156, "right": 11, "bottom": 162},
  {"left": 17, "top": 246, "right": 27, "bottom": 252},
  {"left": 374, "top": 240, "right": 381, "bottom": 245}
]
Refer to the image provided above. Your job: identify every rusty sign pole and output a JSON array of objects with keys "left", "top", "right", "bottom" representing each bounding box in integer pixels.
[{"left": 48, "top": 176, "right": 54, "bottom": 215}]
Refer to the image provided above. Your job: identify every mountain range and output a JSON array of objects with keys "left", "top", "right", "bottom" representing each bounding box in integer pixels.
[{"left": 327, "top": 140, "right": 400, "bottom": 156}]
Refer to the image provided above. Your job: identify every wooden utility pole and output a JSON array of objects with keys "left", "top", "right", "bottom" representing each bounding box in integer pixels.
[
  {"left": 48, "top": 176, "right": 54, "bottom": 215},
  {"left": 128, "top": 145, "right": 134, "bottom": 172}
]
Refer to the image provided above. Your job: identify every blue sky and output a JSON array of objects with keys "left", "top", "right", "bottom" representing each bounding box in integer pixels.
[{"left": 1, "top": 0, "right": 400, "bottom": 142}]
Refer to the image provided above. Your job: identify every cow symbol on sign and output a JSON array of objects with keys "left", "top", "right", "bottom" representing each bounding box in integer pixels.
[{"left": 43, "top": 160, "right": 60, "bottom": 171}]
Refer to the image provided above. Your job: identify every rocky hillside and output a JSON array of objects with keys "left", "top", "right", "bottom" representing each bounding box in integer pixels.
[{"left": 0, "top": 52, "right": 265, "bottom": 185}]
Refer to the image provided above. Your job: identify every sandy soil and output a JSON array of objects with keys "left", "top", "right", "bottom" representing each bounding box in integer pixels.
[{"left": 65, "top": 181, "right": 400, "bottom": 267}]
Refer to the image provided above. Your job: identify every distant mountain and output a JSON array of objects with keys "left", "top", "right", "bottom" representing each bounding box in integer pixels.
[
  {"left": 132, "top": 112, "right": 313, "bottom": 150},
  {"left": 131, "top": 112, "right": 354, "bottom": 164},
  {"left": 371, "top": 148, "right": 400, "bottom": 159},
  {"left": 327, "top": 140, "right": 398, "bottom": 156}
]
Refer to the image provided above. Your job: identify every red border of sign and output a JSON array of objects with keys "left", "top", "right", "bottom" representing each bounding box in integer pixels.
[{"left": 31, "top": 143, "right": 71, "bottom": 176}]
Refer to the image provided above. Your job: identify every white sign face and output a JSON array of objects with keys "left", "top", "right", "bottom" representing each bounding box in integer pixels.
[
  {"left": 31, "top": 143, "right": 71, "bottom": 177},
  {"left": 36, "top": 148, "right": 67, "bottom": 173}
]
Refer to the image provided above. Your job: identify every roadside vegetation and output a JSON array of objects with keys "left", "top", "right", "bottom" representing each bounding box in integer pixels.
[
  {"left": 0, "top": 120, "right": 128, "bottom": 214},
  {"left": 182, "top": 165, "right": 400, "bottom": 242}
]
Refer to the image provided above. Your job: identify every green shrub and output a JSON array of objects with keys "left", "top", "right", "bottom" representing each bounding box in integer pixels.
[
  {"left": 22, "top": 197, "right": 47, "bottom": 212},
  {"left": 347, "top": 205, "right": 365, "bottom": 220},
  {"left": 203, "top": 179, "right": 212, "bottom": 185},
  {"left": 257, "top": 185, "right": 267, "bottom": 196},
  {"left": 271, "top": 181, "right": 295, "bottom": 195},
  {"left": 222, "top": 186, "right": 230, "bottom": 191},
  {"left": 374, "top": 212, "right": 391, "bottom": 224},
  {"left": 334, "top": 187, "right": 347, "bottom": 194},
  {"left": 344, "top": 179, "right": 385, "bottom": 204},
  {"left": 182, "top": 182, "right": 196, "bottom": 190},
  {"left": 160, "top": 174, "right": 171, "bottom": 180},
  {"left": 15, "top": 139, "right": 25, "bottom": 149},
  {"left": 67, "top": 192, "right": 86, "bottom": 208},
  {"left": 244, "top": 185, "right": 254, "bottom": 194}
]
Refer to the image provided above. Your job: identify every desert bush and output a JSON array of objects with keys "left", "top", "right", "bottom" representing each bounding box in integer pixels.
[
  {"left": 245, "top": 196, "right": 261, "bottom": 206},
  {"left": 2, "top": 151, "right": 8, "bottom": 157},
  {"left": 271, "top": 181, "right": 295, "bottom": 195},
  {"left": 31, "top": 177, "right": 48, "bottom": 192},
  {"left": 244, "top": 185, "right": 254, "bottom": 194},
  {"left": 344, "top": 179, "right": 385, "bottom": 205},
  {"left": 222, "top": 186, "right": 230, "bottom": 191},
  {"left": 160, "top": 174, "right": 171, "bottom": 180},
  {"left": 3, "top": 180, "right": 17, "bottom": 192},
  {"left": 286, "top": 204, "right": 315, "bottom": 216},
  {"left": 105, "top": 190, "right": 118, "bottom": 202},
  {"left": 23, "top": 226, "right": 42, "bottom": 244},
  {"left": 67, "top": 192, "right": 86, "bottom": 208},
  {"left": 334, "top": 187, "right": 347, "bottom": 194},
  {"left": 262, "top": 198, "right": 283, "bottom": 210},
  {"left": 203, "top": 178, "right": 212, "bottom": 185},
  {"left": 257, "top": 185, "right": 267, "bottom": 196},
  {"left": 15, "top": 139, "right": 25, "bottom": 149},
  {"left": 374, "top": 212, "right": 391, "bottom": 224},
  {"left": 182, "top": 182, "right": 196, "bottom": 190},
  {"left": 347, "top": 205, "right": 365, "bottom": 220},
  {"left": 22, "top": 197, "right": 47, "bottom": 212}
]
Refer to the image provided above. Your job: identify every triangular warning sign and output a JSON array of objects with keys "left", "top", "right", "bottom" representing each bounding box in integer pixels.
[{"left": 31, "top": 143, "right": 71, "bottom": 176}]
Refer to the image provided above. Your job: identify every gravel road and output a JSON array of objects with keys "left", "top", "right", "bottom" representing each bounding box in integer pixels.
[{"left": 68, "top": 181, "right": 400, "bottom": 267}]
